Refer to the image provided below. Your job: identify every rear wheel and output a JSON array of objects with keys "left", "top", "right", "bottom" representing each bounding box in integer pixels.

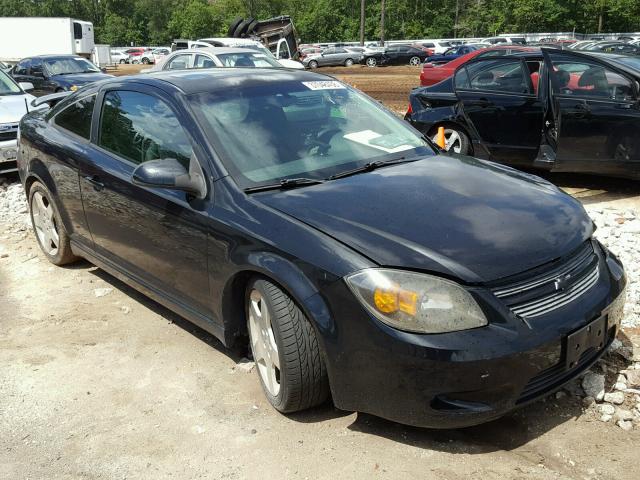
[
  {"left": 409, "top": 56, "right": 421, "bottom": 66},
  {"left": 246, "top": 278, "right": 329, "bottom": 413},
  {"left": 344, "top": 58, "right": 354, "bottom": 67},
  {"left": 141, "top": 57, "right": 150, "bottom": 64},
  {"left": 29, "top": 182, "right": 78, "bottom": 266},
  {"left": 308, "top": 60, "right": 318, "bottom": 69},
  {"left": 119, "top": 59, "right": 125, "bottom": 64},
  {"left": 431, "top": 126, "right": 470, "bottom": 155},
  {"left": 366, "top": 57, "right": 377, "bottom": 67}
]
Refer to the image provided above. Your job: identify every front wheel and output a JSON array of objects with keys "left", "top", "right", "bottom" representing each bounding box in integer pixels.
[
  {"left": 431, "top": 127, "right": 470, "bottom": 155},
  {"left": 344, "top": 58, "right": 354, "bottom": 67},
  {"left": 142, "top": 57, "right": 150, "bottom": 64},
  {"left": 365, "top": 57, "right": 377, "bottom": 67},
  {"left": 247, "top": 278, "right": 329, "bottom": 413},
  {"left": 409, "top": 56, "right": 421, "bottom": 66},
  {"left": 308, "top": 60, "right": 318, "bottom": 69},
  {"left": 119, "top": 59, "right": 125, "bottom": 64}
]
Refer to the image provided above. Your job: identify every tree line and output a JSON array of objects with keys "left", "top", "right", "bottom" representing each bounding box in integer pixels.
[{"left": 1, "top": 0, "right": 639, "bottom": 46}]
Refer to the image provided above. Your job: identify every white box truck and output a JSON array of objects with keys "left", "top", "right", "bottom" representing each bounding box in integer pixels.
[{"left": 0, "top": 17, "right": 95, "bottom": 63}]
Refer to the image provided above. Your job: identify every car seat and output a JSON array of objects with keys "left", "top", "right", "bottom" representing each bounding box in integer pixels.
[
  {"left": 234, "top": 57, "right": 256, "bottom": 67},
  {"left": 578, "top": 67, "right": 609, "bottom": 96}
]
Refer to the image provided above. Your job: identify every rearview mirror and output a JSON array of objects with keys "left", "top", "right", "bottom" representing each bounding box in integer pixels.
[
  {"left": 132, "top": 158, "right": 206, "bottom": 199},
  {"left": 19, "top": 82, "right": 34, "bottom": 91}
]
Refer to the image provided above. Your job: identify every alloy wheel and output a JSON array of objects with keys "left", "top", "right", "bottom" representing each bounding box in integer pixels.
[
  {"left": 409, "top": 56, "right": 421, "bottom": 66},
  {"left": 345, "top": 58, "right": 354, "bottom": 67},
  {"left": 31, "top": 191, "right": 60, "bottom": 256},
  {"left": 366, "top": 57, "right": 377, "bottom": 67},
  {"left": 309, "top": 60, "right": 318, "bottom": 69},
  {"left": 248, "top": 289, "right": 281, "bottom": 396},
  {"left": 432, "top": 128, "right": 463, "bottom": 153}
]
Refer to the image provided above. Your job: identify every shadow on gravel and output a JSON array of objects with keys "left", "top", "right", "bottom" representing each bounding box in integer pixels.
[
  {"left": 536, "top": 171, "right": 640, "bottom": 206},
  {"left": 86, "top": 266, "right": 244, "bottom": 363}
]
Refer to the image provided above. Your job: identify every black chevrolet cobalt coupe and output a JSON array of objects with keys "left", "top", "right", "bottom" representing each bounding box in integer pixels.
[{"left": 18, "top": 68, "right": 626, "bottom": 428}]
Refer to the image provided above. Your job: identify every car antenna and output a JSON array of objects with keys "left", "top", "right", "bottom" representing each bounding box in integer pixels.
[{"left": 24, "top": 97, "right": 29, "bottom": 113}]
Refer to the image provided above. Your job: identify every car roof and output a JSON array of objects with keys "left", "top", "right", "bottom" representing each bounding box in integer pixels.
[
  {"left": 166, "top": 47, "right": 264, "bottom": 56},
  {"left": 21, "top": 54, "right": 87, "bottom": 60},
  {"left": 127, "top": 68, "right": 335, "bottom": 95}
]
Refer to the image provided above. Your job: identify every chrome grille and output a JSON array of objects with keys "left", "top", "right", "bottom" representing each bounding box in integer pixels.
[
  {"left": 0, "top": 123, "right": 19, "bottom": 142},
  {"left": 492, "top": 242, "right": 599, "bottom": 319}
]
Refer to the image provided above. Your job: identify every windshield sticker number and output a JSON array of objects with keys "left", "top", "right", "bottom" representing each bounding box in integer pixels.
[{"left": 302, "top": 81, "right": 346, "bottom": 91}]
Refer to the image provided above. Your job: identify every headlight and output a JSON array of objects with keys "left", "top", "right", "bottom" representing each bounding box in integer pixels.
[
  {"left": 345, "top": 269, "right": 488, "bottom": 334},
  {"left": 69, "top": 85, "right": 78, "bottom": 92}
]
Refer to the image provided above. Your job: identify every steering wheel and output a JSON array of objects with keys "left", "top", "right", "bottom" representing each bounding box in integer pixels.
[{"left": 308, "top": 127, "right": 341, "bottom": 155}]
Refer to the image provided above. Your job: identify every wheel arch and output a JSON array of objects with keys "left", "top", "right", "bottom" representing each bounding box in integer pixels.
[
  {"left": 220, "top": 254, "right": 336, "bottom": 363},
  {"left": 23, "top": 161, "right": 74, "bottom": 234}
]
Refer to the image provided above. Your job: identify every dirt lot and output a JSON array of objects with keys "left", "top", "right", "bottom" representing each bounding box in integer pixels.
[{"left": 2, "top": 64, "right": 640, "bottom": 479}]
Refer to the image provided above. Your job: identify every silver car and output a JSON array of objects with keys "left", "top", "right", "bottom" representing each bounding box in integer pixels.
[
  {"left": 303, "top": 47, "right": 363, "bottom": 68},
  {"left": 0, "top": 70, "right": 40, "bottom": 174}
]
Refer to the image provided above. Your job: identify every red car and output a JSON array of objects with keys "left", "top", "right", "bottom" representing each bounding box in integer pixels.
[{"left": 420, "top": 45, "right": 536, "bottom": 86}]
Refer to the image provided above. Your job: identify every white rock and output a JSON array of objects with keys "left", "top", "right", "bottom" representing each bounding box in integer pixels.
[
  {"left": 599, "top": 404, "right": 615, "bottom": 415},
  {"left": 617, "top": 420, "right": 633, "bottom": 431},
  {"left": 555, "top": 391, "right": 566, "bottom": 400},
  {"left": 614, "top": 382, "right": 628, "bottom": 391},
  {"left": 120, "top": 306, "right": 131, "bottom": 314},
  {"left": 582, "top": 372, "right": 605, "bottom": 401},
  {"left": 603, "top": 391, "right": 625, "bottom": 405},
  {"left": 236, "top": 358, "right": 255, "bottom": 373},
  {"left": 93, "top": 287, "right": 113, "bottom": 298},
  {"left": 615, "top": 408, "right": 634, "bottom": 422},
  {"left": 600, "top": 414, "right": 613, "bottom": 422}
]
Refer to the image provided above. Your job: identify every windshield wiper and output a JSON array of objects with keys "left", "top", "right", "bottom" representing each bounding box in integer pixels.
[
  {"left": 327, "top": 156, "right": 416, "bottom": 180},
  {"left": 244, "top": 177, "right": 325, "bottom": 193}
]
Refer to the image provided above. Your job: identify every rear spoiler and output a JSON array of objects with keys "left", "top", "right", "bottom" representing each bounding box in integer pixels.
[{"left": 31, "top": 91, "right": 72, "bottom": 109}]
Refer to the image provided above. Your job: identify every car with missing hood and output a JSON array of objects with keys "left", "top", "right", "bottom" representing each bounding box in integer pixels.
[
  {"left": 10, "top": 55, "right": 113, "bottom": 96},
  {"left": 17, "top": 68, "right": 626, "bottom": 428}
]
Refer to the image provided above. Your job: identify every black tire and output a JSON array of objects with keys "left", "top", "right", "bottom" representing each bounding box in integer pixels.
[
  {"left": 308, "top": 60, "right": 318, "bottom": 69},
  {"left": 246, "top": 278, "right": 329, "bottom": 413},
  {"left": 28, "top": 181, "right": 78, "bottom": 266},
  {"left": 344, "top": 58, "right": 354, "bottom": 67},
  {"left": 234, "top": 18, "right": 254, "bottom": 38},
  {"left": 141, "top": 57, "right": 150, "bottom": 64},
  {"left": 119, "top": 59, "right": 125, "bottom": 64},
  {"left": 432, "top": 126, "right": 471, "bottom": 155},
  {"left": 227, "top": 17, "right": 243, "bottom": 37},
  {"left": 55, "top": 88, "right": 65, "bottom": 93}
]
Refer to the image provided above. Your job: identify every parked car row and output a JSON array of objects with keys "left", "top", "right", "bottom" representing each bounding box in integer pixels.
[{"left": 302, "top": 44, "right": 431, "bottom": 68}]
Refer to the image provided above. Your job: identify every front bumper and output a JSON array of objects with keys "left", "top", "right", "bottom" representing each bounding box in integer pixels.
[{"left": 317, "top": 243, "right": 626, "bottom": 428}]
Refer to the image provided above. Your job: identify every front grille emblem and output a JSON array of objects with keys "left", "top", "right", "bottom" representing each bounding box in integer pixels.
[{"left": 554, "top": 273, "right": 573, "bottom": 292}]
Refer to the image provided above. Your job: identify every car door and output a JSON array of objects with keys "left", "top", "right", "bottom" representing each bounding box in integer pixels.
[
  {"left": 454, "top": 57, "right": 545, "bottom": 165},
  {"left": 542, "top": 50, "right": 640, "bottom": 176},
  {"left": 319, "top": 48, "right": 336, "bottom": 66},
  {"left": 163, "top": 53, "right": 193, "bottom": 71},
  {"left": 78, "top": 85, "right": 213, "bottom": 321}
]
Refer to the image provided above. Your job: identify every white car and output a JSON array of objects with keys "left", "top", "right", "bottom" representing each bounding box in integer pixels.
[
  {"left": 145, "top": 47, "right": 285, "bottom": 73},
  {"left": 194, "top": 37, "right": 304, "bottom": 69},
  {"left": 0, "top": 71, "right": 40, "bottom": 174},
  {"left": 152, "top": 48, "right": 170, "bottom": 64},
  {"left": 110, "top": 50, "right": 130, "bottom": 64}
]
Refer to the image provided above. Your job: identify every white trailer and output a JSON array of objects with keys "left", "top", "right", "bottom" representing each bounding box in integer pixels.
[{"left": 0, "top": 17, "right": 95, "bottom": 63}]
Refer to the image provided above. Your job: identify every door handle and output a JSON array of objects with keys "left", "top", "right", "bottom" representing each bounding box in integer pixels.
[
  {"left": 573, "top": 103, "right": 590, "bottom": 117},
  {"left": 470, "top": 98, "right": 493, "bottom": 108},
  {"left": 84, "top": 175, "right": 104, "bottom": 191}
]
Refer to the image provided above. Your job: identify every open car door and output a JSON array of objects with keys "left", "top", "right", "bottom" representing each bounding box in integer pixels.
[
  {"left": 454, "top": 56, "right": 545, "bottom": 165},
  {"left": 539, "top": 48, "right": 640, "bottom": 176}
]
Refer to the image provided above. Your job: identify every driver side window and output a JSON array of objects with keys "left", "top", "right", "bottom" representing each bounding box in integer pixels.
[
  {"left": 165, "top": 54, "right": 191, "bottom": 71},
  {"left": 456, "top": 59, "right": 530, "bottom": 94},
  {"left": 550, "top": 56, "right": 635, "bottom": 102},
  {"left": 98, "top": 90, "right": 192, "bottom": 167}
]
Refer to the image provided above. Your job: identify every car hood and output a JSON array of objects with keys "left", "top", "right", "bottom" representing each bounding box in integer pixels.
[
  {"left": 256, "top": 155, "right": 592, "bottom": 283},
  {"left": 0, "top": 93, "right": 33, "bottom": 123},
  {"left": 50, "top": 72, "right": 114, "bottom": 86}
]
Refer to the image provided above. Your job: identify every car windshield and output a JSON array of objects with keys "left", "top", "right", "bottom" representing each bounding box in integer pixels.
[
  {"left": 189, "top": 80, "right": 433, "bottom": 188},
  {"left": 216, "top": 52, "right": 281, "bottom": 68},
  {"left": 0, "top": 70, "right": 22, "bottom": 95},
  {"left": 44, "top": 57, "right": 100, "bottom": 75}
]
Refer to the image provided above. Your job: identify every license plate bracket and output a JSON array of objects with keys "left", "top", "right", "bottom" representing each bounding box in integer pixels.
[{"left": 566, "top": 315, "right": 607, "bottom": 369}]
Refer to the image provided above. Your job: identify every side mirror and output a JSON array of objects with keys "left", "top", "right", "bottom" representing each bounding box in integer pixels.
[
  {"left": 132, "top": 157, "right": 206, "bottom": 199},
  {"left": 19, "top": 82, "right": 34, "bottom": 91}
]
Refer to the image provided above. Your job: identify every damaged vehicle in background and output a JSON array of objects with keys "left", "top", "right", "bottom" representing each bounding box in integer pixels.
[
  {"left": 407, "top": 48, "right": 640, "bottom": 179},
  {"left": 17, "top": 68, "right": 625, "bottom": 428}
]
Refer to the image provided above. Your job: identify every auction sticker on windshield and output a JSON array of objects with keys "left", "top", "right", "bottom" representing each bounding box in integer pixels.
[{"left": 302, "top": 81, "right": 346, "bottom": 90}]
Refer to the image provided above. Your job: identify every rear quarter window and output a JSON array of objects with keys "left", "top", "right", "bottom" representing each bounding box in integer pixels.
[{"left": 53, "top": 95, "right": 96, "bottom": 140}]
